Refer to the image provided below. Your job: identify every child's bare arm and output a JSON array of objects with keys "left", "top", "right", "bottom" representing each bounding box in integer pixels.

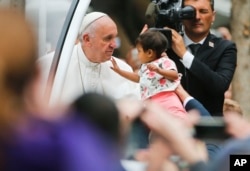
[
  {"left": 110, "top": 57, "right": 140, "bottom": 83},
  {"left": 147, "top": 63, "right": 178, "bottom": 81}
]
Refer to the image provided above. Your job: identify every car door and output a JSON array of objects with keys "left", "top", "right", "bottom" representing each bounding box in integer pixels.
[
  {"left": 46, "top": 0, "right": 91, "bottom": 105},
  {"left": 26, "top": 0, "right": 91, "bottom": 105}
]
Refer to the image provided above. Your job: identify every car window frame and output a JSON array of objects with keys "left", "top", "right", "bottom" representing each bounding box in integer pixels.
[{"left": 46, "top": 0, "right": 91, "bottom": 105}]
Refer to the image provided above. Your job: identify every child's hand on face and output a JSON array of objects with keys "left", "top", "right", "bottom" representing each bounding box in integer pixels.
[{"left": 147, "top": 63, "right": 159, "bottom": 72}]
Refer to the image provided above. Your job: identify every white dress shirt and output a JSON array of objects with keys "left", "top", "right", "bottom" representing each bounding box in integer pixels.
[{"left": 181, "top": 32, "right": 206, "bottom": 69}]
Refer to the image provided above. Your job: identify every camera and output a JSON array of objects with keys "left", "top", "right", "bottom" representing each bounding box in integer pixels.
[
  {"left": 194, "top": 117, "right": 231, "bottom": 141},
  {"left": 145, "top": 0, "right": 196, "bottom": 46}
]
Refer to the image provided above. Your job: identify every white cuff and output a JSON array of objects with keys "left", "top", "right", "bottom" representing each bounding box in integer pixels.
[
  {"left": 180, "top": 51, "right": 194, "bottom": 69},
  {"left": 183, "top": 96, "right": 194, "bottom": 107}
]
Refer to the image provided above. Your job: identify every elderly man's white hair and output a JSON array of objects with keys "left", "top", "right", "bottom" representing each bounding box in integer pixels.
[{"left": 78, "top": 12, "right": 107, "bottom": 39}]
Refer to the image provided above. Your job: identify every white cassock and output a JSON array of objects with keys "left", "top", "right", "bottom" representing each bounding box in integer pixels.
[{"left": 38, "top": 43, "right": 140, "bottom": 106}]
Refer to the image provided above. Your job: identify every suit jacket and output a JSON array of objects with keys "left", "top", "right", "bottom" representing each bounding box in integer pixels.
[
  {"left": 185, "top": 98, "right": 211, "bottom": 117},
  {"left": 168, "top": 33, "right": 237, "bottom": 116}
]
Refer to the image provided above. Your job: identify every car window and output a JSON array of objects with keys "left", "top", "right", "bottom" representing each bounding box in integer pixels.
[{"left": 25, "top": 0, "right": 72, "bottom": 57}]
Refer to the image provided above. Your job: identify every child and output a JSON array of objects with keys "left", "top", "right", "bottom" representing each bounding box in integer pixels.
[{"left": 111, "top": 30, "right": 187, "bottom": 119}]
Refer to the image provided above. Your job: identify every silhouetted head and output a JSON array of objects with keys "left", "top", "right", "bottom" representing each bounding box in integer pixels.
[{"left": 72, "top": 93, "right": 120, "bottom": 142}]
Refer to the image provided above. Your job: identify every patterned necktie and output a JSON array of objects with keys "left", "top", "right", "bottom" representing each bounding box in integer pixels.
[{"left": 189, "top": 44, "right": 201, "bottom": 56}]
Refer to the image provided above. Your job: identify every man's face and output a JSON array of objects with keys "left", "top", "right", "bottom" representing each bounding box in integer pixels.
[
  {"left": 87, "top": 17, "right": 118, "bottom": 63},
  {"left": 182, "top": 0, "right": 215, "bottom": 40}
]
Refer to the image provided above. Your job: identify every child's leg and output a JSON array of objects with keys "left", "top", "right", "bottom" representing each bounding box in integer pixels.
[{"left": 150, "top": 91, "right": 187, "bottom": 118}]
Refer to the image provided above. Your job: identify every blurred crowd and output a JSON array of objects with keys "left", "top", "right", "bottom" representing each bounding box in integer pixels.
[{"left": 0, "top": 0, "right": 249, "bottom": 171}]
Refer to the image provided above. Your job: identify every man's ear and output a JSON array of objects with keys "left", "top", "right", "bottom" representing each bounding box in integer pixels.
[
  {"left": 82, "top": 34, "right": 92, "bottom": 46},
  {"left": 82, "top": 34, "right": 90, "bottom": 42}
]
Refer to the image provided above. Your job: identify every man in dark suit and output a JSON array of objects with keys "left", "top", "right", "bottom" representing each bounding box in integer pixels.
[
  {"left": 166, "top": 0, "right": 237, "bottom": 161},
  {"left": 168, "top": 0, "right": 237, "bottom": 117}
]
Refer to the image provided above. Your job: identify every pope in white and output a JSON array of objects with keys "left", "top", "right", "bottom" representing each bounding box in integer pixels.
[{"left": 39, "top": 12, "right": 140, "bottom": 106}]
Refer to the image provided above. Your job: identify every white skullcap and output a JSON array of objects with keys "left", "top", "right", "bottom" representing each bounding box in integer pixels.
[{"left": 79, "top": 12, "right": 107, "bottom": 34}]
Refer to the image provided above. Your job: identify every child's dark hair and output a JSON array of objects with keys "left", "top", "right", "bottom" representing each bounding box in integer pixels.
[{"left": 135, "top": 30, "right": 168, "bottom": 58}]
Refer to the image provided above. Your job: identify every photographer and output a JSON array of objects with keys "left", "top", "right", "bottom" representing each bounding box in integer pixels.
[
  {"left": 169, "top": 0, "right": 237, "bottom": 160},
  {"left": 146, "top": 0, "right": 237, "bottom": 160},
  {"left": 167, "top": 0, "right": 237, "bottom": 117}
]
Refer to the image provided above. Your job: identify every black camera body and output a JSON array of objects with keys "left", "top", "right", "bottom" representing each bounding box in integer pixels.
[
  {"left": 146, "top": 0, "right": 196, "bottom": 44},
  {"left": 194, "top": 116, "right": 231, "bottom": 141}
]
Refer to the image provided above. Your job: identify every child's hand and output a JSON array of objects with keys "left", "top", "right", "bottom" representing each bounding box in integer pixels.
[
  {"left": 110, "top": 57, "right": 120, "bottom": 73},
  {"left": 161, "top": 52, "right": 167, "bottom": 57},
  {"left": 147, "top": 63, "right": 159, "bottom": 72}
]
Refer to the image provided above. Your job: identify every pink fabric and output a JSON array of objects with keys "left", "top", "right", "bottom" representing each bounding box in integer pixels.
[
  {"left": 149, "top": 91, "right": 187, "bottom": 119},
  {"left": 139, "top": 56, "right": 180, "bottom": 100}
]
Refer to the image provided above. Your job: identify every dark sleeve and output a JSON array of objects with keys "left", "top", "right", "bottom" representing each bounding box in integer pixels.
[
  {"left": 185, "top": 99, "right": 211, "bottom": 117},
  {"left": 189, "top": 161, "right": 208, "bottom": 171}
]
